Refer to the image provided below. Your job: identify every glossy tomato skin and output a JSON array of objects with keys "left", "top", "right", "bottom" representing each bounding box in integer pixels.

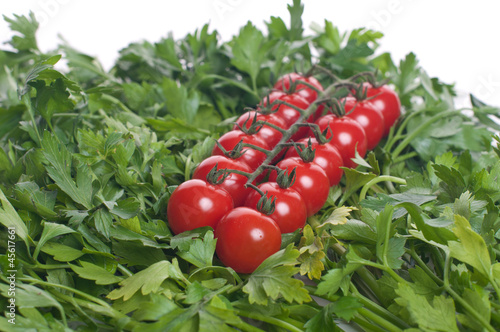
[
  {"left": 215, "top": 207, "right": 282, "bottom": 274},
  {"left": 212, "top": 130, "right": 270, "bottom": 172},
  {"left": 285, "top": 138, "right": 344, "bottom": 186},
  {"left": 267, "top": 94, "right": 309, "bottom": 127},
  {"left": 315, "top": 114, "right": 367, "bottom": 169},
  {"left": 268, "top": 157, "right": 330, "bottom": 217},
  {"left": 234, "top": 111, "right": 286, "bottom": 149},
  {"left": 167, "top": 179, "right": 233, "bottom": 235},
  {"left": 244, "top": 182, "right": 307, "bottom": 234},
  {"left": 192, "top": 155, "right": 252, "bottom": 207},
  {"left": 363, "top": 83, "right": 401, "bottom": 136},
  {"left": 273, "top": 73, "right": 324, "bottom": 105},
  {"left": 342, "top": 96, "right": 385, "bottom": 151}
]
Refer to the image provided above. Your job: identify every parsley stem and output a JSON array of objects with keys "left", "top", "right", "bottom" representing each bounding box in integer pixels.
[
  {"left": 22, "top": 94, "right": 42, "bottom": 145},
  {"left": 357, "top": 307, "right": 404, "bottom": 332},
  {"left": 407, "top": 245, "right": 443, "bottom": 286},
  {"left": 194, "top": 74, "right": 260, "bottom": 99},
  {"left": 358, "top": 175, "right": 406, "bottom": 201},
  {"left": 234, "top": 310, "right": 303, "bottom": 332},
  {"left": 391, "top": 110, "right": 462, "bottom": 161},
  {"left": 351, "top": 285, "right": 411, "bottom": 330},
  {"left": 443, "top": 253, "right": 496, "bottom": 332}
]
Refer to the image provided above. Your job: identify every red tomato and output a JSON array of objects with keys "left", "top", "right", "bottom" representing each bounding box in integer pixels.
[
  {"left": 192, "top": 155, "right": 252, "bottom": 207},
  {"left": 268, "top": 157, "right": 330, "bottom": 217},
  {"left": 363, "top": 83, "right": 401, "bottom": 136},
  {"left": 315, "top": 114, "right": 367, "bottom": 169},
  {"left": 215, "top": 207, "right": 282, "bottom": 274},
  {"left": 167, "top": 179, "right": 233, "bottom": 234},
  {"left": 234, "top": 111, "right": 286, "bottom": 149},
  {"left": 285, "top": 137, "right": 344, "bottom": 186},
  {"left": 244, "top": 182, "right": 307, "bottom": 233},
  {"left": 274, "top": 73, "right": 324, "bottom": 105},
  {"left": 342, "top": 96, "right": 385, "bottom": 151},
  {"left": 212, "top": 130, "right": 270, "bottom": 172},
  {"left": 262, "top": 93, "right": 309, "bottom": 128}
]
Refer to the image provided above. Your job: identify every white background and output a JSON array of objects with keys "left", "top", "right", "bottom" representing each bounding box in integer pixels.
[{"left": 1, "top": 0, "right": 500, "bottom": 106}]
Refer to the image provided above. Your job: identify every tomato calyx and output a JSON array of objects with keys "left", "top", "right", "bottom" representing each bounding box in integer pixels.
[
  {"left": 234, "top": 112, "right": 264, "bottom": 135},
  {"left": 256, "top": 192, "right": 277, "bottom": 215},
  {"left": 328, "top": 98, "right": 350, "bottom": 118},
  {"left": 275, "top": 167, "right": 297, "bottom": 189},
  {"left": 206, "top": 164, "right": 231, "bottom": 185},
  {"left": 214, "top": 138, "right": 247, "bottom": 159},
  {"left": 291, "top": 138, "right": 316, "bottom": 163}
]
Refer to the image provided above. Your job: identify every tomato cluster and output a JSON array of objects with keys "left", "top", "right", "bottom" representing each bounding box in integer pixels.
[{"left": 167, "top": 72, "right": 401, "bottom": 273}]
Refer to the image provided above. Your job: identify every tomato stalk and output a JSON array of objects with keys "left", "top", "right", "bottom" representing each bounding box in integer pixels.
[{"left": 244, "top": 82, "right": 340, "bottom": 185}]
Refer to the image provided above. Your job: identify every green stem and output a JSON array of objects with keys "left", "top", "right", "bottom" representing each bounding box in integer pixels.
[
  {"left": 19, "top": 277, "right": 112, "bottom": 309},
  {"left": 357, "top": 308, "right": 403, "bottom": 332},
  {"left": 100, "top": 93, "right": 136, "bottom": 114},
  {"left": 117, "top": 263, "right": 133, "bottom": 277},
  {"left": 184, "top": 154, "right": 193, "bottom": 182},
  {"left": 359, "top": 175, "right": 406, "bottom": 201},
  {"left": 407, "top": 246, "right": 443, "bottom": 286},
  {"left": 194, "top": 74, "right": 260, "bottom": 99},
  {"left": 391, "top": 110, "right": 462, "bottom": 160},
  {"left": 352, "top": 315, "right": 387, "bottom": 332},
  {"left": 241, "top": 143, "right": 271, "bottom": 155},
  {"left": 442, "top": 253, "right": 496, "bottom": 332},
  {"left": 246, "top": 83, "right": 339, "bottom": 185},
  {"left": 254, "top": 120, "right": 288, "bottom": 134},
  {"left": 234, "top": 310, "right": 304, "bottom": 332},
  {"left": 392, "top": 151, "right": 418, "bottom": 164},
  {"left": 351, "top": 286, "right": 410, "bottom": 330},
  {"left": 22, "top": 94, "right": 42, "bottom": 145}
]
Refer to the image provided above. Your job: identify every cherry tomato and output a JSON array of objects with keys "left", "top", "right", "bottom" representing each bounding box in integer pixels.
[
  {"left": 285, "top": 137, "right": 344, "bottom": 186},
  {"left": 363, "top": 83, "right": 401, "bottom": 136},
  {"left": 244, "top": 182, "right": 307, "bottom": 233},
  {"left": 268, "top": 157, "right": 330, "bottom": 217},
  {"left": 167, "top": 179, "right": 233, "bottom": 234},
  {"left": 234, "top": 111, "right": 286, "bottom": 149},
  {"left": 262, "top": 93, "right": 309, "bottom": 128},
  {"left": 342, "top": 96, "right": 385, "bottom": 151},
  {"left": 212, "top": 130, "right": 270, "bottom": 172},
  {"left": 215, "top": 207, "right": 282, "bottom": 274},
  {"left": 273, "top": 73, "right": 324, "bottom": 105},
  {"left": 192, "top": 155, "right": 252, "bottom": 207},
  {"left": 315, "top": 114, "right": 367, "bottom": 169}
]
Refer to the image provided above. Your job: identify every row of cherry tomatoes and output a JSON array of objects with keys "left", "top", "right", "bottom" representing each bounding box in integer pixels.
[{"left": 167, "top": 72, "right": 401, "bottom": 273}]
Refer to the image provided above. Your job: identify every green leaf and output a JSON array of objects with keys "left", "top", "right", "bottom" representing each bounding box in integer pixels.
[
  {"left": 448, "top": 214, "right": 492, "bottom": 279},
  {"left": 243, "top": 245, "right": 311, "bottom": 305},
  {"left": 70, "top": 261, "right": 123, "bottom": 285},
  {"left": 329, "top": 296, "right": 363, "bottom": 321},
  {"left": 161, "top": 78, "right": 200, "bottom": 123},
  {"left": 287, "top": 0, "right": 304, "bottom": 41},
  {"left": 40, "top": 241, "right": 84, "bottom": 262},
  {"left": 13, "top": 181, "right": 57, "bottom": 219},
  {"left": 41, "top": 131, "right": 94, "bottom": 209},
  {"left": 0, "top": 187, "right": 31, "bottom": 246},
  {"left": 33, "top": 222, "right": 75, "bottom": 261},
  {"left": 177, "top": 231, "right": 216, "bottom": 268},
  {"left": 304, "top": 304, "right": 339, "bottom": 332},
  {"left": 313, "top": 20, "right": 343, "bottom": 55},
  {"left": 457, "top": 286, "right": 491, "bottom": 331},
  {"left": 109, "top": 197, "right": 141, "bottom": 219},
  {"left": 395, "top": 283, "right": 459, "bottom": 332},
  {"left": 107, "top": 259, "right": 185, "bottom": 301},
  {"left": 93, "top": 209, "right": 113, "bottom": 240},
  {"left": 3, "top": 12, "right": 39, "bottom": 51},
  {"left": 230, "top": 22, "right": 272, "bottom": 87}
]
